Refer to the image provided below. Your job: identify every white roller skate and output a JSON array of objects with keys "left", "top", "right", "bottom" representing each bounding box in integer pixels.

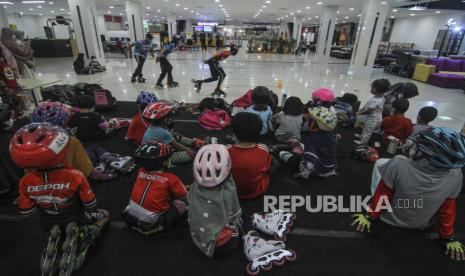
[
  {"left": 251, "top": 210, "right": 296, "bottom": 241},
  {"left": 41, "top": 225, "right": 61, "bottom": 276},
  {"left": 109, "top": 156, "right": 135, "bottom": 173},
  {"left": 243, "top": 230, "right": 297, "bottom": 276}
]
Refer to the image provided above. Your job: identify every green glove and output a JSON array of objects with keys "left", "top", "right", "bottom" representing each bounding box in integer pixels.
[
  {"left": 445, "top": 240, "right": 465, "bottom": 261},
  {"left": 351, "top": 214, "right": 372, "bottom": 233}
]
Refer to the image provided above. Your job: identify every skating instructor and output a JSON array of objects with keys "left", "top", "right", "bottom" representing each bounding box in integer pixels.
[
  {"left": 130, "top": 33, "right": 155, "bottom": 83},
  {"left": 192, "top": 44, "right": 239, "bottom": 96},
  {"left": 156, "top": 42, "right": 178, "bottom": 89}
]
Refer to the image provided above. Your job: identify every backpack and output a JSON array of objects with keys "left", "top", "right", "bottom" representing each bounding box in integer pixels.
[
  {"left": 40, "top": 85, "right": 79, "bottom": 106},
  {"left": 92, "top": 89, "right": 117, "bottom": 111},
  {"left": 198, "top": 109, "right": 230, "bottom": 131},
  {"left": 75, "top": 83, "right": 103, "bottom": 95},
  {"left": 231, "top": 90, "right": 279, "bottom": 112}
]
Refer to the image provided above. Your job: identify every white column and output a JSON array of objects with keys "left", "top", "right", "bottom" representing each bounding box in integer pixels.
[
  {"left": 68, "top": 0, "right": 105, "bottom": 62},
  {"left": 185, "top": 19, "right": 193, "bottom": 36},
  {"left": 0, "top": 6, "right": 8, "bottom": 29},
  {"left": 167, "top": 14, "right": 176, "bottom": 39},
  {"left": 350, "top": 0, "right": 389, "bottom": 77},
  {"left": 125, "top": 1, "right": 144, "bottom": 42},
  {"left": 315, "top": 6, "right": 338, "bottom": 63},
  {"left": 279, "top": 21, "right": 289, "bottom": 39},
  {"left": 292, "top": 17, "right": 303, "bottom": 44}
]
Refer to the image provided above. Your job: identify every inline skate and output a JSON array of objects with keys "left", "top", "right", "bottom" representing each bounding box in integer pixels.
[
  {"left": 251, "top": 210, "right": 296, "bottom": 241},
  {"left": 40, "top": 225, "right": 61, "bottom": 276}
]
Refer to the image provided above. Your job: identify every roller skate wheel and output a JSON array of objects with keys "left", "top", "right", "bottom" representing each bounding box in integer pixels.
[
  {"left": 275, "top": 233, "right": 287, "bottom": 242},
  {"left": 65, "top": 222, "right": 78, "bottom": 235},
  {"left": 260, "top": 261, "right": 273, "bottom": 272},
  {"left": 42, "top": 258, "right": 54, "bottom": 274},
  {"left": 59, "top": 254, "right": 69, "bottom": 269},
  {"left": 46, "top": 243, "right": 57, "bottom": 256},
  {"left": 273, "top": 257, "right": 286, "bottom": 266},
  {"left": 245, "top": 263, "right": 260, "bottom": 276},
  {"left": 62, "top": 240, "right": 73, "bottom": 252},
  {"left": 50, "top": 225, "right": 61, "bottom": 238},
  {"left": 285, "top": 250, "right": 298, "bottom": 262}
]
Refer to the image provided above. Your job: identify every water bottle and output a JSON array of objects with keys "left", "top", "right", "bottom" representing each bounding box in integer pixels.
[{"left": 281, "top": 91, "right": 287, "bottom": 107}]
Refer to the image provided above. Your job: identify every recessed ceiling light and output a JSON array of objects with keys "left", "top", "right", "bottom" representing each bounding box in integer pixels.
[
  {"left": 391, "top": 16, "right": 395, "bottom": 18},
  {"left": 59, "top": 8, "right": 63, "bottom": 11},
  {"left": 119, "top": 13, "right": 123, "bottom": 16},
  {"left": 22, "top": 1, "right": 45, "bottom": 3},
  {"left": 39, "top": 13, "right": 42, "bottom": 15},
  {"left": 290, "top": 12, "right": 294, "bottom": 15},
  {"left": 190, "top": 10, "right": 194, "bottom": 12},
  {"left": 266, "top": 0, "right": 270, "bottom": 3},
  {"left": 215, "top": 0, "right": 219, "bottom": 2},
  {"left": 221, "top": 8, "right": 225, "bottom": 10},
  {"left": 392, "top": 9, "right": 398, "bottom": 12},
  {"left": 297, "top": 10, "right": 301, "bottom": 13},
  {"left": 28, "top": 8, "right": 33, "bottom": 11},
  {"left": 219, "top": 4, "right": 223, "bottom": 6},
  {"left": 146, "top": 6, "right": 150, "bottom": 9},
  {"left": 315, "top": 15, "right": 319, "bottom": 18},
  {"left": 349, "top": 7, "right": 354, "bottom": 11},
  {"left": 410, "top": 13, "right": 415, "bottom": 16},
  {"left": 110, "top": 6, "right": 114, "bottom": 9},
  {"left": 337, "top": 11, "right": 340, "bottom": 14},
  {"left": 175, "top": 3, "right": 179, "bottom": 6},
  {"left": 108, "top": 11, "right": 112, "bottom": 14},
  {"left": 37, "top": 5, "right": 42, "bottom": 8},
  {"left": 184, "top": 7, "right": 188, "bottom": 10},
  {"left": 317, "top": 2, "right": 322, "bottom": 5},
  {"left": 262, "top": 5, "right": 266, "bottom": 8},
  {"left": 50, "top": 10, "right": 54, "bottom": 13},
  {"left": 259, "top": 9, "right": 262, "bottom": 12},
  {"left": 48, "top": 1, "right": 53, "bottom": 4},
  {"left": 306, "top": 6, "right": 310, "bottom": 9},
  {"left": 157, "top": 9, "right": 161, "bottom": 12},
  {"left": 345, "top": 16, "right": 349, "bottom": 19},
  {"left": 435, "top": 11, "right": 441, "bottom": 14},
  {"left": 381, "top": 1, "right": 387, "bottom": 4},
  {"left": 357, "top": 14, "right": 361, "bottom": 17}
]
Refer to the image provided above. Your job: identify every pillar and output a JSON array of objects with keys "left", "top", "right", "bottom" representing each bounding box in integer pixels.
[
  {"left": 125, "top": 1, "right": 144, "bottom": 42},
  {"left": 68, "top": 0, "right": 105, "bottom": 61},
  {"left": 185, "top": 19, "right": 193, "bottom": 37},
  {"left": 279, "top": 21, "right": 289, "bottom": 39},
  {"left": 315, "top": 6, "right": 338, "bottom": 63},
  {"left": 350, "top": 0, "right": 389, "bottom": 77},
  {"left": 167, "top": 14, "right": 176, "bottom": 39},
  {"left": 292, "top": 17, "right": 303, "bottom": 45},
  {"left": 0, "top": 6, "right": 8, "bottom": 29}
]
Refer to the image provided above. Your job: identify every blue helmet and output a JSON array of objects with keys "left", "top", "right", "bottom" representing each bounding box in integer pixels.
[
  {"left": 416, "top": 127, "right": 465, "bottom": 169},
  {"left": 136, "top": 91, "right": 158, "bottom": 110},
  {"left": 31, "top": 102, "right": 71, "bottom": 128}
]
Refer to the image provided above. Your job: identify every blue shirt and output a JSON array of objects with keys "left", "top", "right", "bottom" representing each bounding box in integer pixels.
[
  {"left": 246, "top": 105, "right": 272, "bottom": 135},
  {"left": 142, "top": 125, "right": 174, "bottom": 144},
  {"left": 133, "top": 39, "right": 154, "bottom": 57},
  {"left": 159, "top": 43, "right": 175, "bottom": 58}
]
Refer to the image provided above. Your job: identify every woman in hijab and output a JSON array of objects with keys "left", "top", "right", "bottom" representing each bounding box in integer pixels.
[{"left": 0, "top": 28, "right": 34, "bottom": 78}]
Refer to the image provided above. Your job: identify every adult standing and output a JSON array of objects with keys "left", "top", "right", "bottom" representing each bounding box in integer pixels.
[
  {"left": 156, "top": 43, "right": 178, "bottom": 89},
  {"left": 199, "top": 32, "right": 207, "bottom": 51},
  {"left": 383, "top": 82, "right": 419, "bottom": 116},
  {"left": 129, "top": 33, "right": 155, "bottom": 83}
]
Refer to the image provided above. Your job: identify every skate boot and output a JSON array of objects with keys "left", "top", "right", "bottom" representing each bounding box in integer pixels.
[
  {"left": 211, "top": 87, "right": 227, "bottom": 97},
  {"left": 167, "top": 81, "right": 179, "bottom": 88},
  {"left": 192, "top": 79, "right": 202, "bottom": 91},
  {"left": 155, "top": 83, "right": 164, "bottom": 89},
  {"left": 243, "top": 230, "right": 297, "bottom": 276},
  {"left": 138, "top": 77, "right": 146, "bottom": 83},
  {"left": 109, "top": 156, "right": 135, "bottom": 173},
  {"left": 288, "top": 139, "right": 304, "bottom": 155},
  {"left": 41, "top": 225, "right": 61, "bottom": 276},
  {"left": 252, "top": 210, "right": 296, "bottom": 241},
  {"left": 131, "top": 77, "right": 137, "bottom": 83},
  {"left": 59, "top": 222, "right": 80, "bottom": 275},
  {"left": 99, "top": 152, "right": 119, "bottom": 164}
]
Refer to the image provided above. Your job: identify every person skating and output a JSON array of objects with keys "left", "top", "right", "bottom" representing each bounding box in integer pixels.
[
  {"left": 155, "top": 42, "right": 178, "bottom": 89},
  {"left": 129, "top": 33, "right": 155, "bottom": 83},
  {"left": 191, "top": 44, "right": 239, "bottom": 96},
  {"left": 10, "top": 123, "right": 110, "bottom": 275}
]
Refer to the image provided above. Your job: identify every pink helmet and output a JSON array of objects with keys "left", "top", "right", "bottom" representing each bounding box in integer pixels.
[
  {"left": 193, "top": 144, "right": 231, "bottom": 187},
  {"left": 312, "top": 88, "right": 335, "bottom": 102}
]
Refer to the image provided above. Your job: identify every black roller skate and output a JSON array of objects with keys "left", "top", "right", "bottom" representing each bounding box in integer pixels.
[
  {"left": 211, "top": 87, "right": 227, "bottom": 97},
  {"left": 191, "top": 79, "right": 202, "bottom": 91},
  {"left": 130, "top": 77, "right": 137, "bottom": 83},
  {"left": 40, "top": 225, "right": 61, "bottom": 276},
  {"left": 138, "top": 77, "right": 146, "bottom": 83},
  {"left": 59, "top": 222, "right": 80, "bottom": 276},
  {"left": 155, "top": 83, "right": 164, "bottom": 89},
  {"left": 167, "top": 81, "right": 179, "bottom": 88}
]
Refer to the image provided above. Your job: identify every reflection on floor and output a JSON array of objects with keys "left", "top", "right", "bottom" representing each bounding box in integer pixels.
[{"left": 34, "top": 50, "right": 465, "bottom": 131}]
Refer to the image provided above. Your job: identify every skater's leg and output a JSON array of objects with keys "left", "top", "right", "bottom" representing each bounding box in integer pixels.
[
  {"left": 359, "top": 118, "right": 380, "bottom": 145},
  {"left": 167, "top": 62, "right": 174, "bottom": 84},
  {"left": 214, "top": 64, "right": 226, "bottom": 90},
  {"left": 157, "top": 57, "right": 168, "bottom": 85},
  {"left": 199, "top": 63, "right": 220, "bottom": 84},
  {"left": 132, "top": 55, "right": 142, "bottom": 78},
  {"left": 137, "top": 56, "right": 146, "bottom": 78}
]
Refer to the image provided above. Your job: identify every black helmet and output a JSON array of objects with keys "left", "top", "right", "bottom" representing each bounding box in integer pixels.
[
  {"left": 252, "top": 86, "right": 271, "bottom": 105},
  {"left": 135, "top": 141, "right": 174, "bottom": 170}
]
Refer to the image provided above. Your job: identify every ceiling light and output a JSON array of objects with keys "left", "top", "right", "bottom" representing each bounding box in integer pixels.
[
  {"left": 28, "top": 8, "right": 33, "bottom": 11},
  {"left": 308, "top": 17, "right": 311, "bottom": 19},
  {"left": 196, "top": 12, "right": 199, "bottom": 15},
  {"left": 315, "top": 15, "right": 319, "bottom": 18},
  {"left": 39, "top": 13, "right": 42, "bottom": 15},
  {"left": 266, "top": 0, "right": 270, "bottom": 3},
  {"left": 22, "top": 1, "right": 45, "bottom": 3},
  {"left": 0, "top": 1, "right": 13, "bottom": 4},
  {"left": 37, "top": 5, "right": 42, "bottom": 8},
  {"left": 297, "top": 10, "right": 301, "bottom": 13},
  {"left": 184, "top": 7, "right": 188, "bottom": 10},
  {"left": 290, "top": 12, "right": 294, "bottom": 15},
  {"left": 145, "top": 13, "right": 149, "bottom": 15},
  {"left": 219, "top": 4, "right": 223, "bottom": 6},
  {"left": 317, "top": 2, "right": 322, "bottom": 5},
  {"left": 157, "top": 9, "right": 161, "bottom": 12},
  {"left": 50, "top": 10, "right": 54, "bottom": 13},
  {"left": 59, "top": 8, "right": 63, "bottom": 11},
  {"left": 345, "top": 16, "right": 348, "bottom": 19},
  {"left": 215, "top": 0, "right": 219, "bottom": 2},
  {"left": 357, "top": 14, "right": 361, "bottom": 17},
  {"left": 110, "top": 6, "right": 114, "bottom": 9},
  {"left": 306, "top": 6, "right": 310, "bottom": 9},
  {"left": 409, "top": 5, "right": 426, "bottom": 11},
  {"left": 392, "top": 9, "right": 398, "bottom": 12},
  {"left": 262, "top": 5, "right": 266, "bottom": 8},
  {"left": 48, "top": 1, "right": 53, "bottom": 4},
  {"left": 108, "top": 11, "right": 112, "bottom": 14},
  {"left": 190, "top": 10, "right": 194, "bottom": 12},
  {"left": 146, "top": 6, "right": 150, "bottom": 9},
  {"left": 349, "top": 7, "right": 354, "bottom": 11},
  {"left": 391, "top": 16, "right": 395, "bottom": 18},
  {"left": 119, "top": 13, "right": 123, "bottom": 16},
  {"left": 381, "top": 1, "right": 387, "bottom": 4},
  {"left": 221, "top": 8, "right": 225, "bottom": 10},
  {"left": 435, "top": 11, "right": 441, "bottom": 14},
  {"left": 410, "top": 13, "right": 415, "bottom": 16},
  {"left": 175, "top": 3, "right": 179, "bottom": 6}
]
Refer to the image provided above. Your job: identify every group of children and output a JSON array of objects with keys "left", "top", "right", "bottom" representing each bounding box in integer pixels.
[
  {"left": 5, "top": 79, "right": 465, "bottom": 274},
  {"left": 73, "top": 53, "right": 106, "bottom": 75}
]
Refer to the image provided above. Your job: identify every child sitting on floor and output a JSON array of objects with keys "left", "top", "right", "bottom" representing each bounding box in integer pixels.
[
  {"left": 68, "top": 95, "right": 130, "bottom": 142},
  {"left": 410, "top": 106, "right": 438, "bottom": 137},
  {"left": 354, "top": 79, "right": 391, "bottom": 145},
  {"left": 280, "top": 106, "right": 338, "bottom": 178},
  {"left": 73, "top": 53, "right": 93, "bottom": 75},
  {"left": 126, "top": 91, "right": 158, "bottom": 145},
  {"left": 310, "top": 88, "right": 335, "bottom": 109},
  {"left": 380, "top": 99, "right": 413, "bottom": 145},
  {"left": 89, "top": 56, "right": 106, "bottom": 72},
  {"left": 122, "top": 141, "right": 187, "bottom": 235},
  {"left": 245, "top": 86, "right": 273, "bottom": 135},
  {"left": 189, "top": 144, "right": 242, "bottom": 257},
  {"left": 142, "top": 102, "right": 205, "bottom": 164},
  {"left": 227, "top": 112, "right": 273, "bottom": 199},
  {"left": 272, "top": 96, "right": 305, "bottom": 143}
]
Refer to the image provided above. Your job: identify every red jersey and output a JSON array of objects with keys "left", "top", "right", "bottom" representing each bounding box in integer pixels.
[
  {"left": 19, "top": 167, "right": 96, "bottom": 216},
  {"left": 228, "top": 144, "right": 272, "bottom": 199},
  {"left": 126, "top": 112, "right": 149, "bottom": 145},
  {"left": 380, "top": 115, "right": 413, "bottom": 144},
  {"left": 125, "top": 168, "right": 187, "bottom": 223}
]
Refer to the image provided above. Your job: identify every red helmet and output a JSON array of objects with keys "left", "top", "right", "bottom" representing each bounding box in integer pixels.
[
  {"left": 142, "top": 102, "right": 173, "bottom": 122},
  {"left": 10, "top": 123, "right": 70, "bottom": 169}
]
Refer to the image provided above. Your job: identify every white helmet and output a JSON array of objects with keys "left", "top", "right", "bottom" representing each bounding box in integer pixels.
[{"left": 193, "top": 144, "right": 231, "bottom": 187}]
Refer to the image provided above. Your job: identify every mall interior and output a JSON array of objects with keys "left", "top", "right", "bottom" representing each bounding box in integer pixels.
[{"left": 1, "top": 0, "right": 465, "bottom": 276}]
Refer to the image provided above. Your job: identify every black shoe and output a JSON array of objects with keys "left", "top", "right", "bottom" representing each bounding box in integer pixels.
[
  {"left": 138, "top": 77, "right": 146, "bottom": 83},
  {"left": 155, "top": 83, "right": 164, "bottom": 89},
  {"left": 192, "top": 79, "right": 201, "bottom": 90},
  {"left": 168, "top": 81, "right": 179, "bottom": 88},
  {"left": 131, "top": 77, "right": 137, "bottom": 83}
]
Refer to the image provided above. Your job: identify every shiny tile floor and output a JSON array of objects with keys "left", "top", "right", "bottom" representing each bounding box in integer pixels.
[{"left": 34, "top": 49, "right": 465, "bottom": 131}]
